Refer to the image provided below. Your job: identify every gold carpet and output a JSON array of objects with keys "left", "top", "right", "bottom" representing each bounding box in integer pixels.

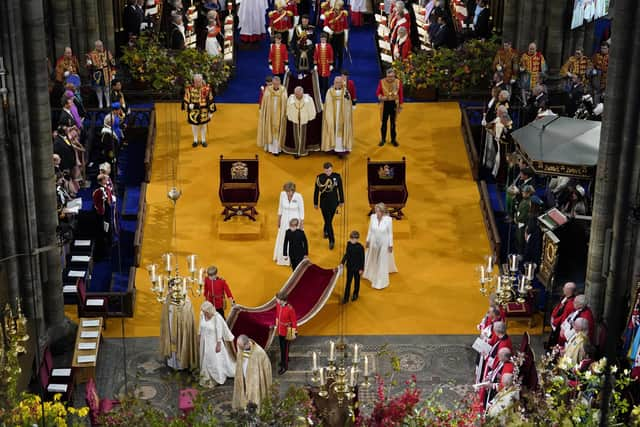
[{"left": 71, "top": 102, "right": 516, "bottom": 338}]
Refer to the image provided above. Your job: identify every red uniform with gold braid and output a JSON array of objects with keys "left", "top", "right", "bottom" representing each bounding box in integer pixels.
[
  {"left": 592, "top": 50, "right": 609, "bottom": 90},
  {"left": 285, "top": 0, "right": 299, "bottom": 18},
  {"left": 269, "top": 8, "right": 294, "bottom": 45},
  {"left": 269, "top": 42, "right": 289, "bottom": 75},
  {"left": 204, "top": 276, "right": 234, "bottom": 318},
  {"left": 519, "top": 51, "right": 546, "bottom": 90},
  {"left": 560, "top": 54, "right": 593, "bottom": 84},
  {"left": 493, "top": 47, "right": 519, "bottom": 85},
  {"left": 54, "top": 55, "right": 80, "bottom": 83},
  {"left": 182, "top": 83, "right": 216, "bottom": 125},
  {"left": 314, "top": 41, "right": 334, "bottom": 77},
  {"left": 275, "top": 301, "right": 297, "bottom": 372},
  {"left": 323, "top": 5, "right": 349, "bottom": 72}
]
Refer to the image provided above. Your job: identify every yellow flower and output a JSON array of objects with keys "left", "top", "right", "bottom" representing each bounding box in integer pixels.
[{"left": 78, "top": 407, "right": 89, "bottom": 418}]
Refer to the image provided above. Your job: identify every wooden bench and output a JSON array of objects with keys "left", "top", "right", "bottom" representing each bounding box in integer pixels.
[{"left": 72, "top": 317, "right": 103, "bottom": 384}]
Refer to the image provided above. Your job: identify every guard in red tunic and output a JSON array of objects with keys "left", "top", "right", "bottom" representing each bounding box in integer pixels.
[
  {"left": 286, "top": 0, "right": 300, "bottom": 26},
  {"left": 275, "top": 291, "right": 297, "bottom": 374},
  {"left": 269, "top": 1, "right": 294, "bottom": 46},
  {"left": 269, "top": 33, "right": 289, "bottom": 82},
  {"left": 314, "top": 33, "right": 334, "bottom": 95},
  {"left": 182, "top": 74, "right": 216, "bottom": 147},
  {"left": 323, "top": 0, "right": 349, "bottom": 74},
  {"left": 203, "top": 266, "right": 235, "bottom": 319}
]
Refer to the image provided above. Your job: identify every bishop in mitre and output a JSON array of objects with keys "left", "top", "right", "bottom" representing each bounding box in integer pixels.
[
  {"left": 160, "top": 295, "right": 198, "bottom": 371},
  {"left": 232, "top": 334, "right": 273, "bottom": 409},
  {"left": 257, "top": 76, "right": 288, "bottom": 155},
  {"left": 321, "top": 76, "right": 353, "bottom": 155},
  {"left": 286, "top": 86, "right": 317, "bottom": 158}
]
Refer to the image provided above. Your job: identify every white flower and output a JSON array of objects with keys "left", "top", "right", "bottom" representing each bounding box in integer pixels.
[
  {"left": 611, "top": 365, "right": 618, "bottom": 374},
  {"left": 584, "top": 371, "right": 593, "bottom": 380}
]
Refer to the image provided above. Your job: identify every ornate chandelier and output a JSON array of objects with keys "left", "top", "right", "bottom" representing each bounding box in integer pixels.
[{"left": 146, "top": 253, "right": 204, "bottom": 306}]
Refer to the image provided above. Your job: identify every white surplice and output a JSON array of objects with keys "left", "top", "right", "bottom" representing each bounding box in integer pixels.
[
  {"left": 273, "top": 191, "right": 305, "bottom": 265},
  {"left": 199, "top": 312, "right": 236, "bottom": 386},
  {"left": 363, "top": 214, "right": 397, "bottom": 289},
  {"left": 238, "top": 0, "right": 269, "bottom": 37}
]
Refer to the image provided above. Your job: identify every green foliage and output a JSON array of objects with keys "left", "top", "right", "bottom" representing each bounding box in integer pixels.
[
  {"left": 120, "top": 34, "right": 232, "bottom": 93},
  {"left": 392, "top": 38, "right": 499, "bottom": 94}
]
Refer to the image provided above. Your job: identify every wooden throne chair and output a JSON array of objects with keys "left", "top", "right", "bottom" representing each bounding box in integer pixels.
[
  {"left": 219, "top": 155, "right": 260, "bottom": 221},
  {"left": 367, "top": 157, "right": 408, "bottom": 219}
]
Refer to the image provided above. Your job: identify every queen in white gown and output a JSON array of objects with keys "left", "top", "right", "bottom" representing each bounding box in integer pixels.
[
  {"left": 274, "top": 182, "right": 305, "bottom": 265},
  {"left": 199, "top": 301, "right": 236, "bottom": 387},
  {"left": 363, "top": 203, "right": 398, "bottom": 289}
]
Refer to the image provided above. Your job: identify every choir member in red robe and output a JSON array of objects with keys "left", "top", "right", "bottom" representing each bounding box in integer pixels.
[{"left": 275, "top": 291, "right": 297, "bottom": 375}]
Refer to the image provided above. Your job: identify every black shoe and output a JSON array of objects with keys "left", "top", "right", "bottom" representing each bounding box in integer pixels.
[
  {"left": 391, "top": 140, "right": 399, "bottom": 147},
  {"left": 351, "top": 295, "right": 358, "bottom": 301},
  {"left": 201, "top": 141, "right": 208, "bottom": 147},
  {"left": 324, "top": 232, "right": 329, "bottom": 239},
  {"left": 273, "top": 152, "right": 280, "bottom": 157},
  {"left": 294, "top": 154, "right": 300, "bottom": 159},
  {"left": 379, "top": 140, "right": 386, "bottom": 146},
  {"left": 192, "top": 141, "right": 198, "bottom": 147},
  {"left": 329, "top": 241, "right": 335, "bottom": 250},
  {"left": 278, "top": 367, "right": 287, "bottom": 375},
  {"left": 342, "top": 298, "right": 349, "bottom": 304}
]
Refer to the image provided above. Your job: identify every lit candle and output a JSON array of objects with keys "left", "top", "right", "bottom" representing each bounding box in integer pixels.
[
  {"left": 509, "top": 254, "right": 518, "bottom": 272},
  {"left": 164, "top": 253, "right": 173, "bottom": 273},
  {"left": 497, "top": 276, "right": 502, "bottom": 292},
  {"left": 329, "top": 340, "right": 335, "bottom": 361},
  {"left": 350, "top": 366, "right": 356, "bottom": 387},
  {"left": 353, "top": 344, "right": 359, "bottom": 363},
  {"left": 187, "top": 255, "right": 197, "bottom": 273},
  {"left": 364, "top": 355, "right": 369, "bottom": 376},
  {"left": 480, "top": 265, "right": 486, "bottom": 282},
  {"left": 486, "top": 255, "right": 493, "bottom": 273},
  {"left": 158, "top": 275, "right": 164, "bottom": 292},
  {"left": 312, "top": 351, "right": 318, "bottom": 371},
  {"left": 182, "top": 277, "right": 187, "bottom": 294},
  {"left": 518, "top": 276, "right": 526, "bottom": 293},
  {"left": 526, "top": 263, "right": 535, "bottom": 280},
  {"left": 198, "top": 268, "right": 205, "bottom": 285},
  {"left": 319, "top": 367, "right": 325, "bottom": 386},
  {"left": 149, "top": 264, "right": 157, "bottom": 282}
]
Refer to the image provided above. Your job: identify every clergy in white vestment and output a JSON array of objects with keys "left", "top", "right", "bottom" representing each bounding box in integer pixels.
[
  {"left": 286, "top": 86, "right": 317, "bottom": 157},
  {"left": 257, "top": 76, "right": 288, "bottom": 155},
  {"left": 321, "top": 76, "right": 353, "bottom": 154},
  {"left": 363, "top": 203, "right": 398, "bottom": 289},
  {"left": 198, "top": 301, "right": 236, "bottom": 387},
  {"left": 274, "top": 182, "right": 305, "bottom": 265},
  {"left": 238, "top": 0, "right": 269, "bottom": 43}
]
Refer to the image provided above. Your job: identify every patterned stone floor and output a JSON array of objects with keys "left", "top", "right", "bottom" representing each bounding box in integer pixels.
[{"left": 67, "top": 334, "right": 544, "bottom": 418}]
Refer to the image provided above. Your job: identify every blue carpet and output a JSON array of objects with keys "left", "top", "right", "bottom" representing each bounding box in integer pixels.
[
  {"left": 216, "top": 25, "right": 382, "bottom": 103},
  {"left": 121, "top": 186, "right": 141, "bottom": 218}
]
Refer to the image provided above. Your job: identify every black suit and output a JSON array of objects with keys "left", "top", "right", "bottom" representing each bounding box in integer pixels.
[
  {"left": 58, "top": 109, "right": 75, "bottom": 128},
  {"left": 431, "top": 23, "right": 448, "bottom": 49},
  {"left": 341, "top": 241, "right": 365, "bottom": 301},
  {"left": 123, "top": 4, "right": 144, "bottom": 37},
  {"left": 313, "top": 172, "right": 344, "bottom": 245},
  {"left": 169, "top": 24, "right": 186, "bottom": 50},
  {"left": 283, "top": 229, "right": 309, "bottom": 270},
  {"left": 475, "top": 8, "right": 492, "bottom": 39},
  {"left": 53, "top": 135, "right": 75, "bottom": 172}
]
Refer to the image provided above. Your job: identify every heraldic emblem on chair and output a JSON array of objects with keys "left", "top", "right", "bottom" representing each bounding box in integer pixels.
[
  {"left": 219, "top": 155, "right": 260, "bottom": 221},
  {"left": 367, "top": 157, "right": 408, "bottom": 219}
]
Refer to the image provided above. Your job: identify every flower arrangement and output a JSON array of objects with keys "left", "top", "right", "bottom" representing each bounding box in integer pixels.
[
  {"left": 392, "top": 38, "right": 499, "bottom": 95},
  {"left": 120, "top": 34, "right": 232, "bottom": 93},
  {"left": 6, "top": 393, "right": 89, "bottom": 427},
  {"left": 0, "top": 321, "right": 89, "bottom": 427}
]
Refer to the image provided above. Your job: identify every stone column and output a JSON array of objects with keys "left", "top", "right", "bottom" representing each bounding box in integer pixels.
[
  {"left": 49, "top": 0, "right": 72, "bottom": 56},
  {"left": 71, "top": 0, "right": 88, "bottom": 64},
  {"left": 502, "top": 0, "right": 518, "bottom": 45},
  {"left": 85, "top": 0, "right": 101, "bottom": 48},
  {"left": 101, "top": 0, "right": 117, "bottom": 56},
  {"left": 23, "top": 0, "right": 70, "bottom": 342}
]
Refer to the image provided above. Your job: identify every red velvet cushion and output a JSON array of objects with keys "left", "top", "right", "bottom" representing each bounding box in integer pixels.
[{"left": 504, "top": 302, "right": 533, "bottom": 317}]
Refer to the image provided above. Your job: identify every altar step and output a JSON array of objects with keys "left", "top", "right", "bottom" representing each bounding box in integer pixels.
[{"left": 216, "top": 213, "right": 265, "bottom": 240}]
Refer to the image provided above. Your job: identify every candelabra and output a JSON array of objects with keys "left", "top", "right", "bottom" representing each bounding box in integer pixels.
[
  {"left": 310, "top": 340, "right": 371, "bottom": 410},
  {"left": 477, "top": 254, "right": 536, "bottom": 304},
  {"left": 147, "top": 253, "right": 204, "bottom": 306},
  {"left": 1, "top": 298, "right": 29, "bottom": 387}
]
